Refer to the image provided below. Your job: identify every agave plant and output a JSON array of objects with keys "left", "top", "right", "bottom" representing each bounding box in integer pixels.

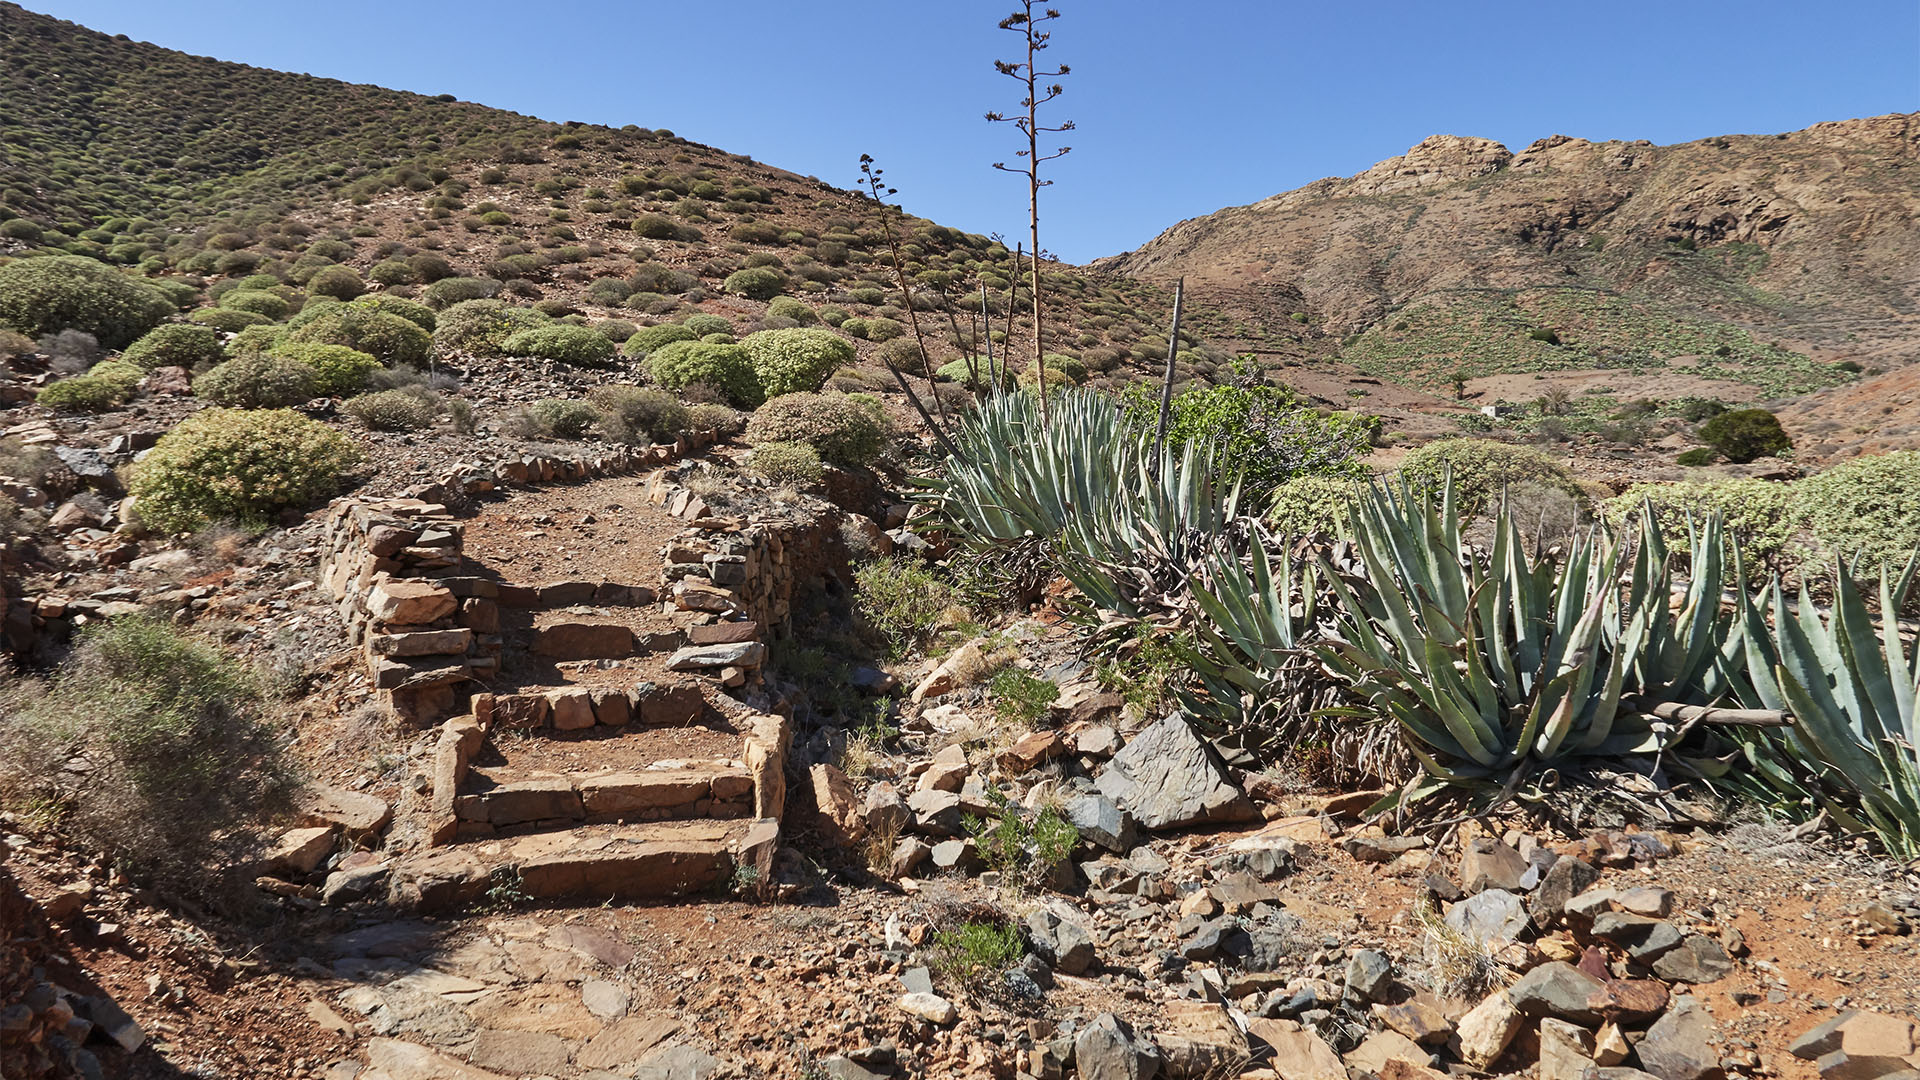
[
  {"left": 1733, "top": 558, "right": 1920, "bottom": 860},
  {"left": 1313, "top": 481, "right": 1745, "bottom": 810}
]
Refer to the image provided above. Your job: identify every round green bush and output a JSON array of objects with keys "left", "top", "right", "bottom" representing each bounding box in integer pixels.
[
  {"left": 422, "top": 276, "right": 502, "bottom": 310},
  {"left": 935, "top": 357, "right": 995, "bottom": 390},
  {"left": 1266, "top": 474, "right": 1367, "bottom": 537},
  {"left": 744, "top": 391, "right": 887, "bottom": 467},
  {"left": 349, "top": 295, "right": 436, "bottom": 331},
  {"left": 741, "top": 327, "right": 855, "bottom": 398},
  {"left": 527, "top": 398, "right": 599, "bottom": 439},
  {"left": 286, "top": 306, "right": 434, "bottom": 367},
  {"left": 430, "top": 299, "right": 549, "bottom": 357},
  {"left": 0, "top": 255, "right": 175, "bottom": 348},
  {"left": 722, "top": 267, "right": 784, "bottom": 302},
  {"left": 217, "top": 289, "right": 292, "bottom": 320},
  {"left": 148, "top": 278, "right": 203, "bottom": 310},
  {"left": 687, "top": 403, "right": 745, "bottom": 436},
  {"left": 622, "top": 322, "right": 699, "bottom": 358},
  {"left": 193, "top": 354, "right": 319, "bottom": 408},
  {"left": 1605, "top": 478, "right": 1802, "bottom": 577},
  {"left": 502, "top": 325, "right": 618, "bottom": 367},
  {"left": 1791, "top": 451, "right": 1920, "bottom": 572},
  {"left": 273, "top": 342, "right": 381, "bottom": 396},
  {"left": 368, "top": 260, "right": 417, "bottom": 287},
  {"left": 593, "top": 318, "right": 638, "bottom": 343},
  {"left": 225, "top": 323, "right": 285, "bottom": 359},
  {"left": 648, "top": 341, "right": 761, "bottom": 407},
  {"left": 121, "top": 323, "right": 224, "bottom": 371},
  {"left": 1018, "top": 353, "right": 1088, "bottom": 387},
  {"left": 1397, "top": 438, "right": 1586, "bottom": 520},
  {"left": 749, "top": 441, "right": 823, "bottom": 486},
  {"left": 765, "top": 297, "right": 818, "bottom": 325},
  {"left": 586, "top": 385, "right": 687, "bottom": 443},
  {"left": 682, "top": 313, "right": 732, "bottom": 337},
  {"left": 188, "top": 307, "right": 270, "bottom": 332},
  {"left": 306, "top": 265, "right": 366, "bottom": 301},
  {"left": 37, "top": 374, "right": 132, "bottom": 413},
  {"left": 130, "top": 409, "right": 361, "bottom": 531},
  {"left": 1699, "top": 408, "right": 1791, "bottom": 464},
  {"left": 343, "top": 389, "right": 444, "bottom": 432},
  {"left": 860, "top": 316, "right": 905, "bottom": 342},
  {"left": 1675, "top": 447, "right": 1718, "bottom": 467}
]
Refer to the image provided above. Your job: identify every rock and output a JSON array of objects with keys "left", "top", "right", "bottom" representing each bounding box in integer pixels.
[
  {"left": 322, "top": 862, "right": 390, "bottom": 906},
  {"left": 912, "top": 640, "right": 986, "bottom": 702},
  {"left": 1075, "top": 1012, "right": 1164, "bottom": 1080},
  {"left": 1457, "top": 990, "right": 1524, "bottom": 1068},
  {"left": 1158, "top": 1000, "right": 1250, "bottom": 1080},
  {"left": 899, "top": 967, "right": 935, "bottom": 995},
  {"left": 1344, "top": 949, "right": 1393, "bottom": 1003},
  {"left": 1530, "top": 855, "right": 1602, "bottom": 925},
  {"left": 532, "top": 622, "right": 635, "bottom": 660},
  {"left": 1377, "top": 999, "right": 1452, "bottom": 1045},
  {"left": 898, "top": 992, "right": 958, "bottom": 1025},
  {"left": 631, "top": 1044, "right": 721, "bottom": 1080},
  {"left": 367, "top": 1037, "right": 513, "bottom": 1079},
  {"left": 1345, "top": 835, "right": 1428, "bottom": 863},
  {"left": 1508, "top": 961, "right": 1605, "bottom": 1024},
  {"left": 1539, "top": 1018, "right": 1597, "bottom": 1080},
  {"left": 1092, "top": 713, "right": 1256, "bottom": 830},
  {"left": 469, "top": 1029, "right": 576, "bottom": 1076},
  {"left": 861, "top": 783, "right": 909, "bottom": 838},
  {"left": 299, "top": 785, "right": 393, "bottom": 839},
  {"left": 1566, "top": 887, "right": 1620, "bottom": 922},
  {"left": 79, "top": 997, "right": 144, "bottom": 1052},
  {"left": 998, "top": 730, "right": 1067, "bottom": 774},
  {"left": 1459, "top": 837, "right": 1528, "bottom": 894},
  {"left": 1075, "top": 724, "right": 1123, "bottom": 756},
  {"left": 1591, "top": 912, "right": 1684, "bottom": 961},
  {"left": 263, "top": 826, "right": 336, "bottom": 876},
  {"left": 917, "top": 745, "right": 970, "bottom": 792},
  {"left": 890, "top": 838, "right": 931, "bottom": 878},
  {"left": 849, "top": 666, "right": 899, "bottom": 694},
  {"left": 808, "top": 764, "right": 865, "bottom": 845},
  {"left": 905, "top": 788, "right": 962, "bottom": 836},
  {"left": 581, "top": 980, "right": 629, "bottom": 1020},
  {"left": 1026, "top": 907, "right": 1096, "bottom": 975},
  {"left": 1617, "top": 886, "right": 1676, "bottom": 917},
  {"left": 1595, "top": 1023, "right": 1633, "bottom": 1066},
  {"left": 1651, "top": 935, "right": 1735, "bottom": 984},
  {"left": 1445, "top": 888, "right": 1530, "bottom": 945},
  {"left": 1792, "top": 1012, "right": 1919, "bottom": 1080},
  {"left": 1249, "top": 1018, "right": 1345, "bottom": 1080},
  {"left": 1065, "top": 792, "right": 1137, "bottom": 853},
  {"left": 929, "top": 838, "right": 981, "bottom": 873},
  {"left": 1588, "top": 978, "right": 1670, "bottom": 1024},
  {"left": 664, "top": 641, "right": 766, "bottom": 671},
  {"left": 49, "top": 500, "right": 103, "bottom": 532},
  {"left": 1218, "top": 834, "right": 1297, "bottom": 880},
  {"left": 1638, "top": 996, "right": 1724, "bottom": 1080},
  {"left": 576, "top": 1016, "right": 685, "bottom": 1071},
  {"left": 367, "top": 579, "right": 456, "bottom": 625},
  {"left": 549, "top": 689, "right": 596, "bottom": 731},
  {"left": 1346, "top": 1030, "right": 1428, "bottom": 1076},
  {"left": 42, "top": 883, "right": 93, "bottom": 921}
]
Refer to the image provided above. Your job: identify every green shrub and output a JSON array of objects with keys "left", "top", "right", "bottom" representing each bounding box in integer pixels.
[
  {"left": 122, "top": 323, "right": 223, "bottom": 371},
  {"left": 422, "top": 276, "right": 502, "bottom": 309},
  {"left": 742, "top": 328, "right": 856, "bottom": 398},
  {"left": 745, "top": 391, "right": 886, "bottom": 467},
  {"left": 1018, "top": 353, "right": 1087, "bottom": 387},
  {"left": 855, "top": 556, "right": 955, "bottom": 652},
  {"left": 648, "top": 341, "right": 761, "bottom": 407},
  {"left": 988, "top": 668, "right": 1060, "bottom": 726},
  {"left": 1676, "top": 447, "right": 1718, "bottom": 467},
  {"left": 188, "top": 307, "right": 270, "bottom": 333},
  {"left": 430, "top": 299, "right": 548, "bottom": 357},
  {"left": 350, "top": 295, "right": 437, "bottom": 331},
  {"left": 0, "top": 255, "right": 175, "bottom": 348},
  {"left": 287, "top": 306, "right": 434, "bottom": 367},
  {"left": 1397, "top": 437, "right": 1586, "bottom": 520},
  {"left": 368, "top": 260, "right": 417, "bottom": 287},
  {"left": 193, "top": 355, "right": 318, "bottom": 408},
  {"left": 748, "top": 441, "right": 823, "bottom": 486},
  {"left": 271, "top": 342, "right": 380, "bottom": 396},
  {"left": 586, "top": 385, "right": 686, "bottom": 443},
  {"left": 1120, "top": 375, "right": 1376, "bottom": 505},
  {"left": 593, "top": 318, "right": 638, "bottom": 343},
  {"left": 217, "top": 288, "right": 292, "bottom": 320},
  {"left": 687, "top": 403, "right": 745, "bottom": 436},
  {"left": 225, "top": 323, "right": 285, "bottom": 359},
  {"left": 149, "top": 279, "right": 203, "bottom": 310},
  {"left": 306, "top": 265, "right": 365, "bottom": 300},
  {"left": 526, "top": 398, "right": 599, "bottom": 439},
  {"left": 1604, "top": 478, "right": 1803, "bottom": 577},
  {"left": 935, "top": 357, "right": 996, "bottom": 391},
  {"left": 37, "top": 374, "right": 131, "bottom": 412},
  {"left": 818, "top": 306, "right": 849, "bottom": 327},
  {"left": 631, "top": 214, "right": 692, "bottom": 241},
  {"left": 130, "top": 409, "right": 360, "bottom": 531},
  {"left": 1699, "top": 408, "right": 1791, "bottom": 464},
  {"left": 502, "top": 325, "right": 618, "bottom": 366},
  {"left": 1791, "top": 451, "right": 1920, "bottom": 571},
  {"left": 0, "top": 617, "right": 294, "bottom": 902},
  {"left": 765, "top": 297, "right": 817, "bottom": 325},
  {"left": 1267, "top": 473, "right": 1368, "bottom": 536},
  {"left": 622, "top": 322, "right": 699, "bottom": 357},
  {"left": 1529, "top": 328, "right": 1561, "bottom": 344},
  {"left": 682, "top": 313, "right": 732, "bottom": 337},
  {"left": 722, "top": 267, "right": 784, "bottom": 301},
  {"left": 930, "top": 920, "right": 1024, "bottom": 988},
  {"left": 342, "top": 388, "right": 444, "bottom": 432},
  {"left": 855, "top": 316, "right": 905, "bottom": 342}
]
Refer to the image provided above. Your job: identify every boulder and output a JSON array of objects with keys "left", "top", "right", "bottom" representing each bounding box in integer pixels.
[
  {"left": 1249, "top": 1018, "right": 1345, "bottom": 1080},
  {"left": 532, "top": 622, "right": 635, "bottom": 660},
  {"left": 1652, "top": 935, "right": 1735, "bottom": 984},
  {"left": 1458, "top": 837, "right": 1528, "bottom": 894},
  {"left": 1344, "top": 949, "right": 1393, "bottom": 1003},
  {"left": 1539, "top": 1018, "right": 1598, "bottom": 1080},
  {"left": 664, "top": 641, "right": 766, "bottom": 671},
  {"left": 897, "top": 992, "right": 957, "bottom": 1026},
  {"left": 1457, "top": 990, "right": 1524, "bottom": 1068},
  {"left": 861, "top": 783, "right": 910, "bottom": 838},
  {"left": 1792, "top": 1012, "right": 1919, "bottom": 1080},
  {"left": 1591, "top": 912, "right": 1684, "bottom": 961},
  {"left": 1075, "top": 1012, "right": 1164, "bottom": 1080},
  {"left": 1530, "top": 855, "right": 1601, "bottom": 926},
  {"left": 912, "top": 640, "right": 986, "bottom": 702},
  {"left": 808, "top": 764, "right": 864, "bottom": 845},
  {"left": 1093, "top": 713, "right": 1255, "bottom": 830},
  {"left": 1638, "top": 996, "right": 1724, "bottom": 1080},
  {"left": 1508, "top": 961, "right": 1605, "bottom": 1024},
  {"left": 367, "top": 579, "right": 456, "bottom": 625},
  {"left": 1445, "top": 888, "right": 1530, "bottom": 945},
  {"left": 1026, "top": 907, "right": 1096, "bottom": 976}
]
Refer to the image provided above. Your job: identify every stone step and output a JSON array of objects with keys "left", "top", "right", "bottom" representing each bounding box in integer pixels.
[
  {"left": 524, "top": 619, "right": 684, "bottom": 662},
  {"left": 454, "top": 764, "right": 757, "bottom": 838},
  {"left": 391, "top": 819, "right": 778, "bottom": 911}
]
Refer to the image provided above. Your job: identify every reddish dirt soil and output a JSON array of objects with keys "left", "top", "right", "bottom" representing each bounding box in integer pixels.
[{"left": 471, "top": 726, "right": 744, "bottom": 779}]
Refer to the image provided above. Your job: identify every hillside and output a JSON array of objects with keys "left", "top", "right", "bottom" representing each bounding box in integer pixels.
[{"left": 1098, "top": 117, "right": 1920, "bottom": 430}]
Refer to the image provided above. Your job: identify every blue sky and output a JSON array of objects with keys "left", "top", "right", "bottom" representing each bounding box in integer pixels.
[{"left": 28, "top": 1, "right": 1920, "bottom": 263}]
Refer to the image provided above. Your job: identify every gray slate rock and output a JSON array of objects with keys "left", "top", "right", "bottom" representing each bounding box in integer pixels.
[
  {"left": 1652, "top": 935, "right": 1735, "bottom": 984},
  {"left": 1028, "top": 908, "right": 1096, "bottom": 975},
  {"left": 1637, "top": 996, "right": 1724, "bottom": 1080},
  {"left": 1508, "top": 961, "right": 1605, "bottom": 1024},
  {"left": 632, "top": 1044, "right": 722, "bottom": 1080},
  {"left": 1093, "top": 713, "right": 1256, "bottom": 831},
  {"left": 1065, "top": 792, "right": 1137, "bottom": 853},
  {"left": 1446, "top": 888, "right": 1531, "bottom": 945},
  {"left": 1592, "top": 912, "right": 1684, "bottom": 961},
  {"left": 1531, "top": 855, "right": 1602, "bottom": 925},
  {"left": 1345, "top": 949, "right": 1393, "bottom": 1003},
  {"left": 1075, "top": 1012, "right": 1164, "bottom": 1080}
]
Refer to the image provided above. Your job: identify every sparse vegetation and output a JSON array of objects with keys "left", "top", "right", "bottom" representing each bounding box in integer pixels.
[{"left": 130, "top": 408, "right": 361, "bottom": 531}]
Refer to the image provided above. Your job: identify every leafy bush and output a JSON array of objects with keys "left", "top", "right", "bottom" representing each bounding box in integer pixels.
[
  {"left": 855, "top": 556, "right": 955, "bottom": 652},
  {"left": 188, "top": 307, "right": 270, "bottom": 332},
  {"left": 631, "top": 214, "right": 695, "bottom": 241},
  {"left": 0, "top": 255, "right": 175, "bottom": 348},
  {"left": 368, "top": 260, "right": 417, "bottom": 287},
  {"left": 682, "top": 313, "right": 732, "bottom": 337},
  {"left": 430, "top": 299, "right": 548, "bottom": 357},
  {"left": 622, "top": 322, "right": 699, "bottom": 357},
  {"left": 350, "top": 294, "right": 437, "bottom": 331},
  {"left": 217, "top": 288, "right": 292, "bottom": 320},
  {"left": 422, "top": 276, "right": 502, "bottom": 309},
  {"left": 721, "top": 267, "right": 784, "bottom": 301},
  {"left": 988, "top": 669, "right": 1060, "bottom": 726},
  {"left": 501, "top": 325, "right": 618, "bottom": 366},
  {"left": 1676, "top": 447, "right": 1718, "bottom": 467},
  {"left": 306, "top": 265, "right": 365, "bottom": 300},
  {"left": 1396, "top": 438, "right": 1585, "bottom": 520},
  {"left": 1267, "top": 473, "right": 1368, "bottom": 536},
  {"left": 342, "top": 388, "right": 444, "bottom": 432},
  {"left": 847, "top": 316, "right": 904, "bottom": 342},
  {"left": 687, "top": 403, "right": 745, "bottom": 436},
  {"left": 526, "top": 398, "right": 600, "bottom": 439},
  {"left": 37, "top": 373, "right": 132, "bottom": 412},
  {"left": 1604, "top": 478, "right": 1802, "bottom": 577},
  {"left": 765, "top": 297, "right": 817, "bottom": 325},
  {"left": 587, "top": 385, "right": 686, "bottom": 443},
  {"left": 122, "top": 323, "right": 223, "bottom": 371},
  {"left": 648, "top": 341, "right": 761, "bottom": 407},
  {"left": 745, "top": 391, "right": 886, "bottom": 466},
  {"left": 931, "top": 919, "right": 1025, "bottom": 988},
  {"left": 749, "top": 441, "right": 823, "bottom": 486},
  {"left": 193, "top": 354, "right": 319, "bottom": 408},
  {"left": 1791, "top": 451, "right": 1920, "bottom": 571},
  {"left": 225, "top": 323, "right": 285, "bottom": 359},
  {"left": 272, "top": 342, "right": 381, "bottom": 396},
  {"left": 0, "top": 617, "right": 294, "bottom": 902},
  {"left": 1699, "top": 408, "right": 1791, "bottom": 464},
  {"left": 742, "top": 327, "right": 856, "bottom": 398},
  {"left": 1121, "top": 377, "right": 1376, "bottom": 504},
  {"left": 130, "top": 409, "right": 360, "bottom": 531},
  {"left": 287, "top": 305, "right": 434, "bottom": 367}
]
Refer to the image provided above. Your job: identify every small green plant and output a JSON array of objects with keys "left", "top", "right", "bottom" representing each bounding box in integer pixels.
[
  {"left": 525, "top": 398, "right": 600, "bottom": 439},
  {"left": 622, "top": 322, "right": 699, "bottom": 357},
  {"left": 1699, "top": 408, "right": 1791, "bottom": 464},
  {"left": 429, "top": 299, "right": 548, "bottom": 358},
  {"left": 930, "top": 918, "right": 1025, "bottom": 989},
  {"left": 288, "top": 304, "right": 435, "bottom": 367},
  {"left": 479, "top": 865, "right": 531, "bottom": 912},
  {"left": 501, "top": 324, "right": 618, "bottom": 366},
  {"left": 37, "top": 371, "right": 135, "bottom": 412},
  {"left": 965, "top": 785, "right": 1077, "bottom": 894},
  {"left": 687, "top": 402, "right": 746, "bottom": 436},
  {"left": 343, "top": 388, "right": 444, "bottom": 432},
  {"left": 742, "top": 327, "right": 856, "bottom": 398},
  {"left": 122, "top": 323, "right": 224, "bottom": 371},
  {"left": 586, "top": 385, "right": 686, "bottom": 443},
  {"left": 855, "top": 556, "right": 956, "bottom": 654},
  {"left": 218, "top": 289, "right": 293, "bottom": 320},
  {"left": 421, "top": 276, "right": 501, "bottom": 309},
  {"left": 749, "top": 440, "right": 824, "bottom": 487},
  {"left": 987, "top": 668, "right": 1059, "bottom": 726},
  {"left": 1675, "top": 447, "right": 1718, "bottom": 467},
  {"left": 130, "top": 408, "right": 361, "bottom": 531},
  {"left": 1790, "top": 450, "right": 1920, "bottom": 572},
  {"left": 193, "top": 354, "right": 319, "bottom": 408},
  {"left": 306, "top": 265, "right": 365, "bottom": 300},
  {"left": 648, "top": 341, "right": 762, "bottom": 407},
  {"left": 722, "top": 266, "right": 784, "bottom": 301}
]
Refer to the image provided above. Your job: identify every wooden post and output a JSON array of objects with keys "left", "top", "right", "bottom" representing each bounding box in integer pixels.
[{"left": 1152, "top": 277, "right": 1185, "bottom": 460}]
